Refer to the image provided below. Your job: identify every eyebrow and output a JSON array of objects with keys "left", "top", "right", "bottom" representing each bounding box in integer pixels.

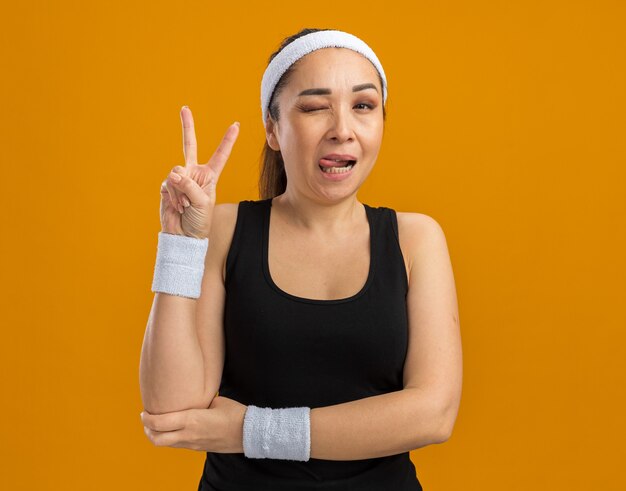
[{"left": 296, "top": 83, "right": 378, "bottom": 97}]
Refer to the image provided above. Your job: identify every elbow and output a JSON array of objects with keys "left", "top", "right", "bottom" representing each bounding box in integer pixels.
[
  {"left": 435, "top": 420, "right": 454, "bottom": 444},
  {"left": 434, "top": 402, "right": 460, "bottom": 444}
]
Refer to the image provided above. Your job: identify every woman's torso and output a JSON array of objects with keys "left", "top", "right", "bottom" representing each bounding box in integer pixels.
[{"left": 199, "top": 197, "right": 422, "bottom": 490}]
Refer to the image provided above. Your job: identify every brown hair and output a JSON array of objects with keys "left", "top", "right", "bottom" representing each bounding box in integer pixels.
[{"left": 258, "top": 28, "right": 388, "bottom": 199}]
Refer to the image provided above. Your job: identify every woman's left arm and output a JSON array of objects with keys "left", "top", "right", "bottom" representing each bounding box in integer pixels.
[{"left": 310, "top": 213, "right": 463, "bottom": 460}]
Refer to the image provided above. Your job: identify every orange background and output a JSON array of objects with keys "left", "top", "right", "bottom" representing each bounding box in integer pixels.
[{"left": 1, "top": 1, "right": 624, "bottom": 489}]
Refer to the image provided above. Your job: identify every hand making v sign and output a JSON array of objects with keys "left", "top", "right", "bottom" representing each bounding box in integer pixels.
[{"left": 160, "top": 106, "right": 240, "bottom": 239}]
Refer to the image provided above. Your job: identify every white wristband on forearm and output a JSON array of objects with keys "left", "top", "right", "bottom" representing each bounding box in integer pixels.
[
  {"left": 243, "top": 405, "right": 311, "bottom": 461},
  {"left": 151, "top": 232, "right": 209, "bottom": 299}
]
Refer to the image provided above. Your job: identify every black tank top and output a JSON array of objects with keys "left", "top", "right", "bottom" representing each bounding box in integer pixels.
[{"left": 198, "top": 198, "right": 422, "bottom": 490}]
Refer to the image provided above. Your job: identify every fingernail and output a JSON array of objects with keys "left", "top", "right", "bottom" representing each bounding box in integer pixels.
[
  {"left": 181, "top": 105, "right": 188, "bottom": 111},
  {"left": 182, "top": 197, "right": 190, "bottom": 207},
  {"left": 234, "top": 121, "right": 240, "bottom": 127},
  {"left": 170, "top": 172, "right": 181, "bottom": 182}
]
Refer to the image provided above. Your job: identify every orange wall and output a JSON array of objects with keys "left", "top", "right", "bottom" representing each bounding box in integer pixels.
[{"left": 1, "top": 1, "right": 624, "bottom": 489}]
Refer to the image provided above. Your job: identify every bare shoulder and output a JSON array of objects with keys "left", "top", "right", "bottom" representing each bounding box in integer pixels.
[
  {"left": 211, "top": 202, "right": 240, "bottom": 228},
  {"left": 206, "top": 203, "right": 241, "bottom": 283},
  {"left": 396, "top": 211, "right": 446, "bottom": 242},
  {"left": 395, "top": 211, "right": 449, "bottom": 279}
]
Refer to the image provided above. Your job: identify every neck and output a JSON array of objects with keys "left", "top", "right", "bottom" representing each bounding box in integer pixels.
[{"left": 272, "top": 190, "right": 363, "bottom": 235}]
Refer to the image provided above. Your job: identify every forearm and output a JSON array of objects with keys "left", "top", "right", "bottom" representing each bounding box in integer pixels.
[
  {"left": 309, "top": 388, "right": 447, "bottom": 460},
  {"left": 139, "top": 293, "right": 206, "bottom": 414}
]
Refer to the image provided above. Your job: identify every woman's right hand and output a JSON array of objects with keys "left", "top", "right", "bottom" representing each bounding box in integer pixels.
[{"left": 160, "top": 106, "right": 240, "bottom": 239}]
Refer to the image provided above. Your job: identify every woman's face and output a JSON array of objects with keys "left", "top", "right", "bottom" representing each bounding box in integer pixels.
[{"left": 267, "top": 47, "right": 385, "bottom": 203}]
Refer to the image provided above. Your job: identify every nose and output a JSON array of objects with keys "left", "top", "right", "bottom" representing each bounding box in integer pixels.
[{"left": 327, "top": 106, "right": 354, "bottom": 143}]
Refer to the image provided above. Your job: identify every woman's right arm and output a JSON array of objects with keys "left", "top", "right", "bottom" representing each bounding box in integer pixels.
[
  {"left": 138, "top": 107, "right": 240, "bottom": 415},
  {"left": 139, "top": 203, "right": 238, "bottom": 414}
]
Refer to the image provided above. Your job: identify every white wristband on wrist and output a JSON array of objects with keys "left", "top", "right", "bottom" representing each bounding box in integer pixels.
[
  {"left": 243, "top": 405, "right": 311, "bottom": 462},
  {"left": 151, "top": 232, "right": 209, "bottom": 299}
]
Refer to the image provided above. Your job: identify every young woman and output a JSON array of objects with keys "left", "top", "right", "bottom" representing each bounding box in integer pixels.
[{"left": 140, "top": 28, "right": 463, "bottom": 490}]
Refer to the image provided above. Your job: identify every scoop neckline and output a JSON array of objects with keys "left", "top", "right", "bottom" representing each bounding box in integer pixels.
[{"left": 261, "top": 197, "right": 376, "bottom": 305}]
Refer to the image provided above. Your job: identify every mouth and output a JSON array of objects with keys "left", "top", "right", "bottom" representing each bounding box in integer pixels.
[{"left": 318, "top": 158, "right": 357, "bottom": 174}]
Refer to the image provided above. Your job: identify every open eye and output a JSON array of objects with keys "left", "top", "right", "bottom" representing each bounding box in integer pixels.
[{"left": 355, "top": 103, "right": 375, "bottom": 110}]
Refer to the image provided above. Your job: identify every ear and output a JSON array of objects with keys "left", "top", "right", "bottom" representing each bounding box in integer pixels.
[{"left": 265, "top": 116, "right": 281, "bottom": 151}]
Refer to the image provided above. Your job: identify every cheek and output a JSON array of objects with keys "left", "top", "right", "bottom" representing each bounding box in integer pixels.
[
  {"left": 283, "top": 126, "right": 318, "bottom": 152},
  {"left": 365, "top": 125, "right": 384, "bottom": 147},
  {"left": 281, "top": 123, "right": 307, "bottom": 144}
]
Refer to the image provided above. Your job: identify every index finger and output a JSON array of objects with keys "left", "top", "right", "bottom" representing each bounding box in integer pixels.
[{"left": 180, "top": 106, "right": 198, "bottom": 166}]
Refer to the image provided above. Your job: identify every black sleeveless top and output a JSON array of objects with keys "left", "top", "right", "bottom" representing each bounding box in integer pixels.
[{"left": 198, "top": 198, "right": 422, "bottom": 490}]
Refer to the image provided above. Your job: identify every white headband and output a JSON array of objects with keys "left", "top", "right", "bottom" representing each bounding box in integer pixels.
[{"left": 260, "top": 30, "right": 388, "bottom": 128}]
